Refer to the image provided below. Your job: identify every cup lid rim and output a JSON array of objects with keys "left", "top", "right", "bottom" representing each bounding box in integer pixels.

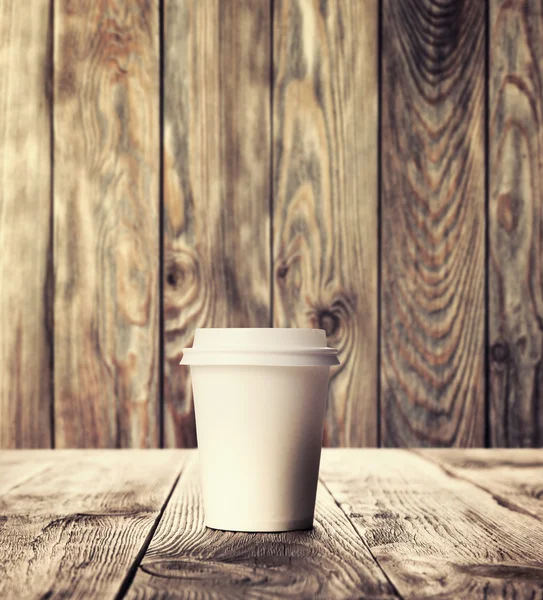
[
  {"left": 181, "top": 347, "right": 338, "bottom": 354},
  {"left": 180, "top": 348, "right": 340, "bottom": 366}
]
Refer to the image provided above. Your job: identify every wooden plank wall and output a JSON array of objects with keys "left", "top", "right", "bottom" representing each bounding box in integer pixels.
[{"left": 1, "top": 0, "right": 542, "bottom": 449}]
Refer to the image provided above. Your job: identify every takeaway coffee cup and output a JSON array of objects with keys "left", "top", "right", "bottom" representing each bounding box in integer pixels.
[{"left": 180, "top": 328, "right": 339, "bottom": 532}]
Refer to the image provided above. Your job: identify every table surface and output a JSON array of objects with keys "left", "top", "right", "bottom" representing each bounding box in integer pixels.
[{"left": 1, "top": 450, "right": 543, "bottom": 599}]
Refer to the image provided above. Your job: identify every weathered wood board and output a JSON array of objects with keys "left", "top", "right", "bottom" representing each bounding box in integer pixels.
[
  {"left": 0, "top": 450, "right": 185, "bottom": 599},
  {"left": 2, "top": 450, "right": 543, "bottom": 598},
  {"left": 321, "top": 449, "right": 543, "bottom": 598},
  {"left": 0, "top": 0, "right": 53, "bottom": 448},
  {"left": 163, "top": 0, "right": 271, "bottom": 448},
  {"left": 54, "top": 0, "right": 160, "bottom": 447},
  {"left": 381, "top": 0, "right": 486, "bottom": 447},
  {"left": 127, "top": 454, "right": 396, "bottom": 599},
  {"left": 273, "top": 0, "right": 379, "bottom": 446},
  {"left": 417, "top": 448, "right": 543, "bottom": 521},
  {"left": 488, "top": 0, "right": 543, "bottom": 447}
]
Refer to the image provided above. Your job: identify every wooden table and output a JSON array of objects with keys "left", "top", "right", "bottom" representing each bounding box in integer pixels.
[{"left": 1, "top": 450, "right": 543, "bottom": 599}]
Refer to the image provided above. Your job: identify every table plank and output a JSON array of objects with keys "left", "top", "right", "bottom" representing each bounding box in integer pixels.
[
  {"left": 0, "top": 450, "right": 186, "bottom": 599},
  {"left": 0, "top": 450, "right": 69, "bottom": 495},
  {"left": 416, "top": 449, "right": 543, "bottom": 522},
  {"left": 321, "top": 449, "right": 543, "bottom": 599},
  {"left": 126, "top": 452, "right": 397, "bottom": 599}
]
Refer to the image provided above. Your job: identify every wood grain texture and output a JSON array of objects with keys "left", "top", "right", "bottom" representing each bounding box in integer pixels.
[
  {"left": 4, "top": 450, "right": 543, "bottom": 598},
  {"left": 273, "top": 0, "right": 378, "bottom": 446},
  {"left": 53, "top": 0, "right": 159, "bottom": 448},
  {"left": 163, "top": 0, "right": 271, "bottom": 448},
  {"left": 0, "top": 0, "right": 52, "bottom": 448},
  {"left": 380, "top": 0, "right": 486, "bottom": 447},
  {"left": 321, "top": 449, "right": 543, "bottom": 599},
  {"left": 489, "top": 0, "right": 543, "bottom": 447},
  {"left": 126, "top": 453, "right": 397, "bottom": 599},
  {"left": 417, "top": 448, "right": 543, "bottom": 521},
  {"left": 0, "top": 450, "right": 62, "bottom": 494},
  {"left": 0, "top": 450, "right": 185, "bottom": 599}
]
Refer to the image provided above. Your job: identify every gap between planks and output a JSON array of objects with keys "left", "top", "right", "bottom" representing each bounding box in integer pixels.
[
  {"left": 320, "top": 447, "right": 543, "bottom": 599},
  {"left": 319, "top": 476, "right": 404, "bottom": 600},
  {"left": 411, "top": 448, "right": 543, "bottom": 524},
  {"left": 320, "top": 449, "right": 543, "bottom": 598},
  {"left": 125, "top": 453, "right": 397, "bottom": 599},
  {"left": 0, "top": 450, "right": 74, "bottom": 495},
  {"left": 121, "top": 449, "right": 543, "bottom": 599},
  {"left": 318, "top": 448, "right": 543, "bottom": 600},
  {"left": 0, "top": 451, "right": 188, "bottom": 600},
  {"left": 114, "top": 461, "right": 186, "bottom": 600}
]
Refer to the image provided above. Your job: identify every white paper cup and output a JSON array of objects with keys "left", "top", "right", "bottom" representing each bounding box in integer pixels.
[{"left": 180, "top": 328, "right": 339, "bottom": 532}]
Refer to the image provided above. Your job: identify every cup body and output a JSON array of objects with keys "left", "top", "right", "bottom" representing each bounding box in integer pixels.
[
  {"left": 181, "top": 328, "right": 338, "bottom": 532},
  {"left": 191, "top": 364, "right": 330, "bottom": 531}
]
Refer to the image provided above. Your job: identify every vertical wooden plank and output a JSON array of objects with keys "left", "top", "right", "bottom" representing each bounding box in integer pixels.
[
  {"left": 54, "top": 0, "right": 159, "bottom": 447},
  {"left": 163, "top": 0, "right": 271, "bottom": 447},
  {"left": 381, "top": 0, "right": 486, "bottom": 446},
  {"left": 273, "top": 0, "right": 378, "bottom": 446},
  {"left": 0, "top": 0, "right": 52, "bottom": 448},
  {"left": 489, "top": 0, "right": 543, "bottom": 447}
]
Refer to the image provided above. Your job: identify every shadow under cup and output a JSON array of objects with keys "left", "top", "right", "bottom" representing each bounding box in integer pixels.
[{"left": 180, "top": 328, "right": 339, "bottom": 532}]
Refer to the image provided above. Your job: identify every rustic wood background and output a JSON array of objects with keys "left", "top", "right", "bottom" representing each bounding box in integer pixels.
[{"left": 1, "top": 0, "right": 541, "bottom": 449}]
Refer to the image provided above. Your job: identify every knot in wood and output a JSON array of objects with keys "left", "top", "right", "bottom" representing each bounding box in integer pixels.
[
  {"left": 317, "top": 310, "right": 339, "bottom": 337},
  {"left": 166, "top": 271, "right": 177, "bottom": 287},
  {"left": 491, "top": 341, "right": 509, "bottom": 364},
  {"left": 165, "top": 262, "right": 185, "bottom": 289},
  {"left": 276, "top": 264, "right": 289, "bottom": 280}
]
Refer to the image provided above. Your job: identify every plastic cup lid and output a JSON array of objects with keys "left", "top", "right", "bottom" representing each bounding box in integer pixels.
[{"left": 180, "top": 328, "right": 340, "bottom": 366}]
